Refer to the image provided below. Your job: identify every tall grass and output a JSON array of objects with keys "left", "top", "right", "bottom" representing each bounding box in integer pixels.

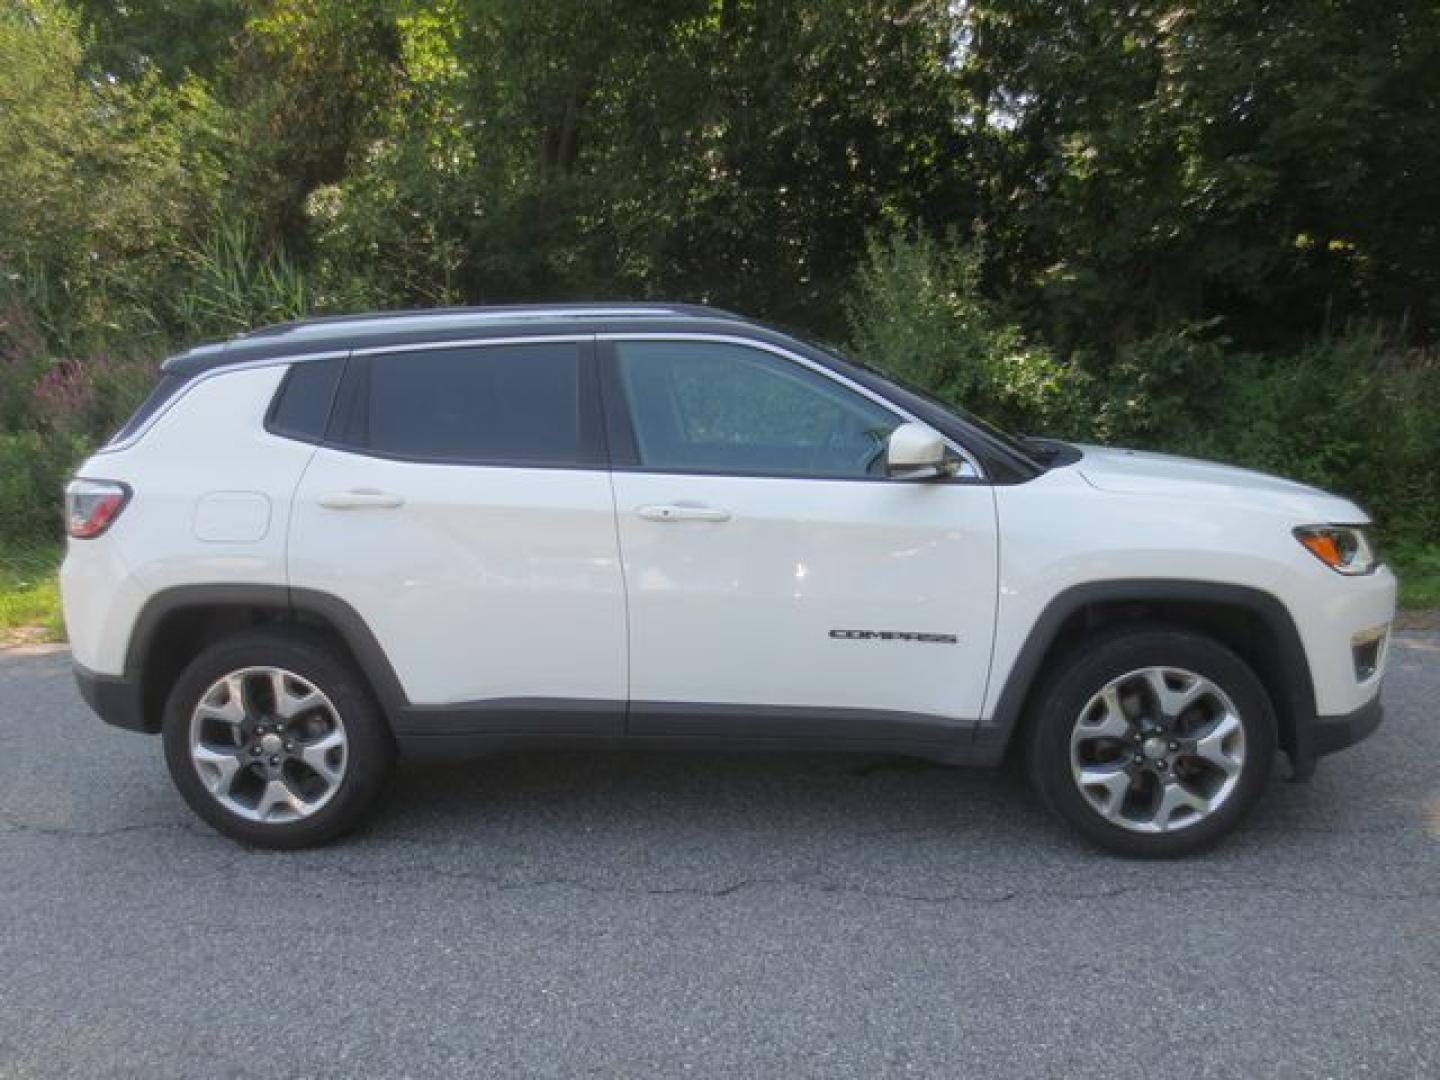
[
  {"left": 164, "top": 220, "right": 314, "bottom": 339},
  {"left": 0, "top": 545, "right": 64, "bottom": 641}
]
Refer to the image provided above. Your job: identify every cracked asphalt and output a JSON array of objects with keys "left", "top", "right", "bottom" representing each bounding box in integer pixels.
[{"left": 2, "top": 637, "right": 1438, "bottom": 1079}]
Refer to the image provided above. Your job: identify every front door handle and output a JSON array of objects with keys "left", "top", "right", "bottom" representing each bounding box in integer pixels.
[
  {"left": 318, "top": 489, "right": 405, "bottom": 511},
  {"left": 635, "top": 503, "right": 732, "bottom": 523}
]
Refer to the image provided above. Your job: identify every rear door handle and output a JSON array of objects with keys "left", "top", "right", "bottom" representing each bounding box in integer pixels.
[
  {"left": 636, "top": 503, "right": 732, "bottom": 523},
  {"left": 318, "top": 489, "right": 405, "bottom": 511}
]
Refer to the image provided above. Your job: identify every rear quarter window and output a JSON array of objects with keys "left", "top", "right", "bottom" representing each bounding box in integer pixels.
[{"left": 265, "top": 357, "right": 345, "bottom": 444}]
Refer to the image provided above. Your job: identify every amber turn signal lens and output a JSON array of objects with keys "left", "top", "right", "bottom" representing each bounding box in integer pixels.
[
  {"left": 1293, "top": 525, "right": 1376, "bottom": 575},
  {"left": 1297, "top": 531, "right": 1342, "bottom": 567}
]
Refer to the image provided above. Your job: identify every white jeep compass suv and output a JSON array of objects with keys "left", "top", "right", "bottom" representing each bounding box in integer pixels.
[{"left": 61, "top": 304, "right": 1396, "bottom": 855}]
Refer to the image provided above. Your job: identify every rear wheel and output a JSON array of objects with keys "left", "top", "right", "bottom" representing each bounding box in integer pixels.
[
  {"left": 1028, "top": 627, "right": 1276, "bottom": 857},
  {"left": 162, "top": 629, "right": 393, "bottom": 848}
]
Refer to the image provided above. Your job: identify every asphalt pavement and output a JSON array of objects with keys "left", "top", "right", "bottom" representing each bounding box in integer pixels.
[{"left": 1, "top": 636, "right": 1437, "bottom": 1078}]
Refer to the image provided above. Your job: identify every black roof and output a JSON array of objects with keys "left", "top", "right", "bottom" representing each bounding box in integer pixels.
[{"left": 163, "top": 303, "right": 748, "bottom": 375}]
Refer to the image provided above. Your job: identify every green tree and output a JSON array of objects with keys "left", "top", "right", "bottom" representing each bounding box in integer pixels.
[
  {"left": 307, "top": 0, "right": 969, "bottom": 332},
  {"left": 0, "top": 0, "right": 219, "bottom": 346},
  {"left": 956, "top": 0, "right": 1440, "bottom": 351},
  {"left": 71, "top": 0, "right": 247, "bottom": 82}
]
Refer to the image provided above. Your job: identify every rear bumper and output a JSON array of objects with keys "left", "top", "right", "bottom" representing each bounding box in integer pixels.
[{"left": 73, "top": 662, "right": 151, "bottom": 734}]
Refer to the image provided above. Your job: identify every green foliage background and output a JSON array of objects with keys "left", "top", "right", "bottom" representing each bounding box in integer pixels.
[{"left": 2, "top": 0, "right": 1437, "bottom": 551}]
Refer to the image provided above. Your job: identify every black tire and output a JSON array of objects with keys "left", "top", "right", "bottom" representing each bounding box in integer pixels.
[
  {"left": 1027, "top": 626, "right": 1276, "bottom": 857},
  {"left": 162, "top": 628, "right": 394, "bottom": 849}
]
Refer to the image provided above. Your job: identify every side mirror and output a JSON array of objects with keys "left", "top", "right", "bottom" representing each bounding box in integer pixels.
[{"left": 884, "top": 422, "right": 948, "bottom": 479}]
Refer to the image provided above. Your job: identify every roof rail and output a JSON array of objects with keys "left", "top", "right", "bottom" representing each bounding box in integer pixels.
[{"left": 237, "top": 302, "right": 743, "bottom": 340}]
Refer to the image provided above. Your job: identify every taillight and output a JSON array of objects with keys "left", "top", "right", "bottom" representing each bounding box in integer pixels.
[{"left": 66, "top": 479, "right": 131, "bottom": 539}]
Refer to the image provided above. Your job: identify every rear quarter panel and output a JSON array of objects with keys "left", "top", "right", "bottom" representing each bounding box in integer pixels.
[{"left": 61, "top": 364, "right": 319, "bottom": 674}]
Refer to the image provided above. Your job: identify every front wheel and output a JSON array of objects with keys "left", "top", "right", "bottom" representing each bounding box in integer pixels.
[
  {"left": 162, "top": 629, "right": 394, "bottom": 848},
  {"left": 1028, "top": 627, "right": 1276, "bottom": 857}
]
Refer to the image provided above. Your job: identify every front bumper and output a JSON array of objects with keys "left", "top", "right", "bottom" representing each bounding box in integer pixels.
[
  {"left": 74, "top": 662, "right": 151, "bottom": 734},
  {"left": 1312, "top": 695, "right": 1384, "bottom": 757},
  {"left": 1290, "top": 692, "right": 1383, "bottom": 781},
  {"left": 1298, "top": 566, "right": 1396, "bottom": 717}
]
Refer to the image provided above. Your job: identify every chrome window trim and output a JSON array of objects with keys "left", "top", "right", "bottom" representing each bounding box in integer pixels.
[{"left": 599, "top": 332, "right": 986, "bottom": 481}]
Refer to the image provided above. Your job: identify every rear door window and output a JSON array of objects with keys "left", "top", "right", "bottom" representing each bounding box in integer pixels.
[{"left": 331, "top": 341, "right": 601, "bottom": 467}]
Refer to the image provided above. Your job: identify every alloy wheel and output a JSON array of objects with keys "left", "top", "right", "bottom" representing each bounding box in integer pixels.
[
  {"left": 1069, "top": 666, "right": 1246, "bottom": 834},
  {"left": 188, "top": 667, "right": 348, "bottom": 823}
]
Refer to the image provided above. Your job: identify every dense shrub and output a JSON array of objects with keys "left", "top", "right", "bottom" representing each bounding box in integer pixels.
[
  {"left": 0, "top": 303, "right": 158, "bottom": 546},
  {"left": 1186, "top": 340, "right": 1440, "bottom": 541},
  {"left": 844, "top": 230, "right": 1440, "bottom": 540},
  {"left": 0, "top": 430, "right": 87, "bottom": 548},
  {"left": 843, "top": 230, "right": 1094, "bottom": 437}
]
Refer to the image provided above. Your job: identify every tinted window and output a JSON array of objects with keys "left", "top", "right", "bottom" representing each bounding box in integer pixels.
[
  {"left": 266, "top": 357, "right": 343, "bottom": 443},
  {"left": 615, "top": 341, "right": 901, "bottom": 478},
  {"left": 335, "top": 343, "right": 589, "bottom": 465}
]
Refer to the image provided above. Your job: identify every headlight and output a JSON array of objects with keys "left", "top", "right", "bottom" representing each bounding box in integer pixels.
[{"left": 1293, "top": 525, "right": 1377, "bottom": 575}]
